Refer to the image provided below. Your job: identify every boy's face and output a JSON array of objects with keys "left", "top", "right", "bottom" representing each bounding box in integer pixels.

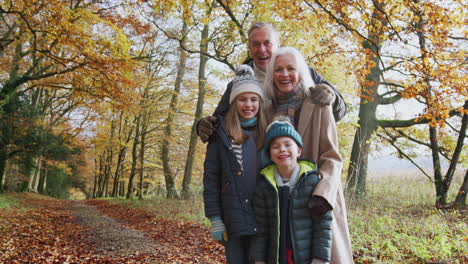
[{"left": 269, "top": 136, "right": 302, "bottom": 169}]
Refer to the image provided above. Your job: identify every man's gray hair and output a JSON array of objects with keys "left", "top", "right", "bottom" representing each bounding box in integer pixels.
[
  {"left": 264, "top": 47, "right": 315, "bottom": 100},
  {"left": 247, "top": 21, "right": 280, "bottom": 45}
]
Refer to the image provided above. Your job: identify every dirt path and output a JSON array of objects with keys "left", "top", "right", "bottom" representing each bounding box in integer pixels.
[
  {"left": 0, "top": 193, "right": 224, "bottom": 263},
  {"left": 70, "top": 200, "right": 156, "bottom": 256}
]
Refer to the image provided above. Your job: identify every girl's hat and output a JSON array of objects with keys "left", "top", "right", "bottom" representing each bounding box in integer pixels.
[{"left": 229, "top": 65, "right": 263, "bottom": 104}]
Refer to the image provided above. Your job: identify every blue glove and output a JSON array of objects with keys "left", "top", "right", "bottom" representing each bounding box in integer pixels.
[{"left": 210, "top": 216, "right": 227, "bottom": 242}]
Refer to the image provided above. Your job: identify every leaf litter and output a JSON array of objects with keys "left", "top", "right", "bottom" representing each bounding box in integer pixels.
[{"left": 0, "top": 193, "right": 224, "bottom": 263}]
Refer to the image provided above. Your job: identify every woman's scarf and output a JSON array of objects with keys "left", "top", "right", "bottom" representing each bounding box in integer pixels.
[{"left": 273, "top": 82, "right": 304, "bottom": 126}]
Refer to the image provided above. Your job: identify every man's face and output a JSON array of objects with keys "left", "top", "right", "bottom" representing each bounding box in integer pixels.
[{"left": 248, "top": 27, "right": 279, "bottom": 72}]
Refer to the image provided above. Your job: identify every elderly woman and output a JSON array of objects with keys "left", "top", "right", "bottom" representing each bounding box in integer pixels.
[{"left": 261, "top": 47, "right": 353, "bottom": 264}]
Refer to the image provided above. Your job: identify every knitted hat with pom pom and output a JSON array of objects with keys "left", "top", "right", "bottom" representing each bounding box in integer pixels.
[{"left": 229, "top": 65, "right": 263, "bottom": 104}]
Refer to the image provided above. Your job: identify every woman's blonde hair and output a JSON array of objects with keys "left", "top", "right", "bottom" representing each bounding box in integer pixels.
[
  {"left": 225, "top": 96, "right": 267, "bottom": 149},
  {"left": 264, "top": 47, "right": 315, "bottom": 101}
]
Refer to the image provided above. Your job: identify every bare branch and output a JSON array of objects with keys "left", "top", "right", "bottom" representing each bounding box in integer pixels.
[
  {"left": 215, "top": 0, "right": 247, "bottom": 42},
  {"left": 378, "top": 108, "right": 462, "bottom": 128},
  {"left": 378, "top": 129, "right": 432, "bottom": 181}
]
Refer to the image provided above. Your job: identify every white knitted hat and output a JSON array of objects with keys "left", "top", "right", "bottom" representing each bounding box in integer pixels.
[{"left": 229, "top": 65, "right": 263, "bottom": 104}]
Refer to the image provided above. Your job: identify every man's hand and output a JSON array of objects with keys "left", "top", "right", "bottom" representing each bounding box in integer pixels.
[
  {"left": 197, "top": 116, "right": 218, "bottom": 143},
  {"left": 308, "top": 195, "right": 332, "bottom": 218},
  {"left": 309, "top": 84, "right": 336, "bottom": 106}
]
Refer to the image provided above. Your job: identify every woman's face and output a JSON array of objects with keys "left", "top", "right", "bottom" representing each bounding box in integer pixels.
[
  {"left": 236, "top": 92, "right": 260, "bottom": 120},
  {"left": 273, "top": 54, "right": 299, "bottom": 94}
]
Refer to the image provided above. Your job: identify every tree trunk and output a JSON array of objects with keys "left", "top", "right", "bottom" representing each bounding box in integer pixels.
[
  {"left": 92, "top": 158, "right": 98, "bottom": 198},
  {"left": 0, "top": 157, "right": 7, "bottom": 193},
  {"left": 97, "top": 154, "right": 105, "bottom": 197},
  {"left": 38, "top": 165, "right": 48, "bottom": 194},
  {"left": 138, "top": 123, "right": 147, "bottom": 201},
  {"left": 0, "top": 85, "right": 18, "bottom": 193},
  {"left": 181, "top": 15, "right": 211, "bottom": 200},
  {"left": 453, "top": 102, "right": 468, "bottom": 206},
  {"left": 161, "top": 20, "right": 188, "bottom": 199},
  {"left": 126, "top": 116, "right": 140, "bottom": 199},
  {"left": 112, "top": 146, "right": 126, "bottom": 197},
  {"left": 102, "top": 120, "right": 116, "bottom": 197},
  {"left": 429, "top": 125, "right": 446, "bottom": 205},
  {"left": 454, "top": 169, "right": 468, "bottom": 206},
  {"left": 346, "top": 35, "right": 381, "bottom": 198},
  {"left": 346, "top": 99, "right": 378, "bottom": 197},
  {"left": 112, "top": 115, "right": 133, "bottom": 197},
  {"left": 26, "top": 156, "right": 41, "bottom": 193}
]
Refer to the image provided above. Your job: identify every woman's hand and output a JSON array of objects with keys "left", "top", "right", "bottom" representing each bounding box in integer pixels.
[{"left": 309, "top": 84, "right": 336, "bottom": 105}]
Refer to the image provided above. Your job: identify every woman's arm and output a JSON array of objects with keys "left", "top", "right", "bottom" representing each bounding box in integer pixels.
[{"left": 312, "top": 105, "right": 343, "bottom": 210}]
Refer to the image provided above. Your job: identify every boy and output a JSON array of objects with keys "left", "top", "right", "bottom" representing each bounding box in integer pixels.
[{"left": 250, "top": 117, "right": 332, "bottom": 264}]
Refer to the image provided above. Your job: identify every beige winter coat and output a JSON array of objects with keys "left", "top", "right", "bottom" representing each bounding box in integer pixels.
[{"left": 266, "top": 96, "right": 354, "bottom": 264}]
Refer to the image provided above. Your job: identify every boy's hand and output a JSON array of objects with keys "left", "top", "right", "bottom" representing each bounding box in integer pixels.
[
  {"left": 198, "top": 116, "right": 218, "bottom": 143},
  {"left": 308, "top": 196, "right": 332, "bottom": 217}
]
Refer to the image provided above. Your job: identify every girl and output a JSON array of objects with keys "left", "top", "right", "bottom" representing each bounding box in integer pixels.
[{"left": 203, "top": 65, "right": 267, "bottom": 264}]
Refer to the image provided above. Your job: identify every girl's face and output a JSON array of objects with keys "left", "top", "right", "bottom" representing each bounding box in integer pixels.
[
  {"left": 273, "top": 54, "right": 299, "bottom": 94},
  {"left": 236, "top": 92, "right": 260, "bottom": 120}
]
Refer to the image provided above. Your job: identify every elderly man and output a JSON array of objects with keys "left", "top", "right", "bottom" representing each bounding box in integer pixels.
[{"left": 199, "top": 22, "right": 353, "bottom": 264}]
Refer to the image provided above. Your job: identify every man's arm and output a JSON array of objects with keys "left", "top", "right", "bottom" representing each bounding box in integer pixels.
[
  {"left": 308, "top": 67, "right": 347, "bottom": 122},
  {"left": 196, "top": 81, "right": 233, "bottom": 143},
  {"left": 213, "top": 81, "right": 233, "bottom": 117}
]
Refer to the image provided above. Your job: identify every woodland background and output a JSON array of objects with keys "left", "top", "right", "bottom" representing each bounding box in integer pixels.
[
  {"left": 0, "top": 0, "right": 467, "bottom": 263},
  {"left": 0, "top": 1, "right": 467, "bottom": 206}
]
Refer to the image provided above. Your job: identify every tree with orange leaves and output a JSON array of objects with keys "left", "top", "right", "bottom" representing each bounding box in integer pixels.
[
  {"left": 301, "top": 0, "right": 466, "bottom": 205},
  {"left": 0, "top": 0, "right": 138, "bottom": 192}
]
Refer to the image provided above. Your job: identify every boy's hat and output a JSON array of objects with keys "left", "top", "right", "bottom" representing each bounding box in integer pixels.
[
  {"left": 230, "top": 65, "right": 263, "bottom": 104},
  {"left": 263, "top": 116, "right": 303, "bottom": 164}
]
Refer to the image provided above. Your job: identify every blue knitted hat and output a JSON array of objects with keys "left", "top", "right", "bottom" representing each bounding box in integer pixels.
[{"left": 262, "top": 116, "right": 303, "bottom": 165}]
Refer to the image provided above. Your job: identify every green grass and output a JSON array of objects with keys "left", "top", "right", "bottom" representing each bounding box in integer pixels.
[
  {"left": 0, "top": 193, "right": 20, "bottom": 209},
  {"left": 348, "top": 172, "right": 467, "bottom": 263}
]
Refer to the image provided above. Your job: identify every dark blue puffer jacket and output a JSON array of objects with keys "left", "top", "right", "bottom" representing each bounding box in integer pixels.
[
  {"left": 203, "top": 116, "right": 260, "bottom": 237},
  {"left": 250, "top": 160, "right": 333, "bottom": 264}
]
